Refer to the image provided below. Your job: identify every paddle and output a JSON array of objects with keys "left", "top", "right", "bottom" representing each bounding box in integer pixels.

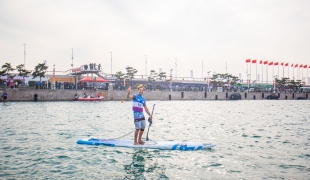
[{"left": 146, "top": 104, "right": 155, "bottom": 141}]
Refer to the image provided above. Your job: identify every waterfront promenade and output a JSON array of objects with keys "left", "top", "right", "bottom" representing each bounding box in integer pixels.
[{"left": 0, "top": 88, "right": 308, "bottom": 101}]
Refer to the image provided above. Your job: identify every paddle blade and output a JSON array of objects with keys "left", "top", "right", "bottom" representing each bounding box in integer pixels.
[{"left": 148, "top": 117, "right": 152, "bottom": 126}]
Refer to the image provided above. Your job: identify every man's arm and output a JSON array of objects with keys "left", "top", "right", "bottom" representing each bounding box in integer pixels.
[
  {"left": 127, "top": 86, "right": 132, "bottom": 99},
  {"left": 144, "top": 106, "right": 152, "bottom": 119}
]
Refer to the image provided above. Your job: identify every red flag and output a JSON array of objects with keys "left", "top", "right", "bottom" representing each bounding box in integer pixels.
[
  {"left": 304, "top": 64, "right": 307, "bottom": 68},
  {"left": 299, "top": 64, "right": 303, "bottom": 68},
  {"left": 259, "top": 60, "right": 262, "bottom": 64},
  {"left": 291, "top": 63, "right": 294, "bottom": 67},
  {"left": 274, "top": 62, "right": 279, "bottom": 66},
  {"left": 294, "top": 64, "right": 298, "bottom": 68},
  {"left": 280, "top": 62, "right": 284, "bottom": 66},
  {"left": 263, "top": 60, "right": 268, "bottom": 65},
  {"left": 246, "top": 59, "right": 250, "bottom": 63},
  {"left": 285, "top": 63, "right": 288, "bottom": 66},
  {"left": 269, "top": 61, "right": 273, "bottom": 65},
  {"left": 252, "top": 59, "right": 257, "bottom": 63}
]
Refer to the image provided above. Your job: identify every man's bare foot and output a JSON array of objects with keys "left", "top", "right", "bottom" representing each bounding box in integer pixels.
[
  {"left": 138, "top": 140, "right": 145, "bottom": 145},
  {"left": 134, "top": 142, "right": 141, "bottom": 145}
]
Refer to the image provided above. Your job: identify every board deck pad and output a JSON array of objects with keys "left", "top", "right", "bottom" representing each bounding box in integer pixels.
[{"left": 77, "top": 138, "right": 215, "bottom": 150}]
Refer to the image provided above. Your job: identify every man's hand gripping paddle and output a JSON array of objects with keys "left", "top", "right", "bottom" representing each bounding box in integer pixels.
[{"left": 146, "top": 104, "right": 155, "bottom": 141}]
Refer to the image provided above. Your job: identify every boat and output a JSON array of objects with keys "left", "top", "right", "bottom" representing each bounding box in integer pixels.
[
  {"left": 73, "top": 96, "right": 104, "bottom": 101},
  {"left": 77, "top": 138, "right": 216, "bottom": 150}
]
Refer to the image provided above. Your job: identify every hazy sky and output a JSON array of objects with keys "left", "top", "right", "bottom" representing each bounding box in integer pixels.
[{"left": 1, "top": 0, "right": 309, "bottom": 81}]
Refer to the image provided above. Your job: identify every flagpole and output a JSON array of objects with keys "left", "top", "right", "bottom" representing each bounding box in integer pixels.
[
  {"left": 288, "top": 63, "right": 290, "bottom": 79},
  {"left": 278, "top": 63, "right": 279, "bottom": 79},
  {"left": 250, "top": 61, "right": 252, "bottom": 85},
  {"left": 261, "top": 61, "right": 263, "bottom": 91},
  {"left": 302, "top": 65, "right": 304, "bottom": 81},
  {"left": 247, "top": 63, "right": 248, "bottom": 88},
  {"left": 273, "top": 63, "right": 275, "bottom": 93},
  {"left": 256, "top": 61, "right": 257, "bottom": 83},
  {"left": 307, "top": 65, "right": 310, "bottom": 84},
  {"left": 282, "top": 63, "right": 284, "bottom": 78},
  {"left": 273, "top": 63, "right": 274, "bottom": 81},
  {"left": 266, "top": 64, "right": 268, "bottom": 88},
  {"left": 293, "top": 63, "right": 295, "bottom": 81}
]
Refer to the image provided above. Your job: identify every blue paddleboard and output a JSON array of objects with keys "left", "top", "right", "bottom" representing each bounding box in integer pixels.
[{"left": 77, "top": 138, "right": 216, "bottom": 150}]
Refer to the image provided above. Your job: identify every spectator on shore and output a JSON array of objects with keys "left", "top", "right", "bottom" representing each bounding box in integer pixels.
[
  {"left": 3, "top": 81, "right": 6, "bottom": 89},
  {"left": 39, "top": 81, "right": 42, "bottom": 89},
  {"left": 35, "top": 81, "right": 39, "bottom": 89}
]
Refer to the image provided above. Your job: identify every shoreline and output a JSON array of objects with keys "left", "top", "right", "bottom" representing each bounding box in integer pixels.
[{"left": 1, "top": 88, "right": 308, "bottom": 101}]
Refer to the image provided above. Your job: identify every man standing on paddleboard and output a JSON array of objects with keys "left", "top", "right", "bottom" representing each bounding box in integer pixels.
[
  {"left": 127, "top": 84, "right": 152, "bottom": 145},
  {"left": 1, "top": 91, "right": 8, "bottom": 104}
]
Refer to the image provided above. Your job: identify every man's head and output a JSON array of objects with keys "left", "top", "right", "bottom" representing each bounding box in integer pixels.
[{"left": 137, "top": 84, "right": 145, "bottom": 95}]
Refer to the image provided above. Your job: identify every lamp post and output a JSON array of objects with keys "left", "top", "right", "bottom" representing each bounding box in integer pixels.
[
  {"left": 247, "top": 73, "right": 250, "bottom": 92},
  {"left": 207, "top": 71, "right": 211, "bottom": 92},
  {"left": 175, "top": 58, "right": 177, "bottom": 79},
  {"left": 170, "top": 69, "right": 173, "bottom": 91},
  {"left": 202, "top": 60, "right": 204, "bottom": 81},
  {"left": 145, "top": 55, "right": 147, "bottom": 78},
  {"left": 53, "top": 64, "right": 55, "bottom": 90},
  {"left": 71, "top": 48, "right": 75, "bottom": 89},
  {"left": 110, "top": 52, "right": 112, "bottom": 80},
  {"left": 225, "top": 62, "right": 227, "bottom": 73},
  {"left": 23, "top": 44, "right": 26, "bottom": 69}
]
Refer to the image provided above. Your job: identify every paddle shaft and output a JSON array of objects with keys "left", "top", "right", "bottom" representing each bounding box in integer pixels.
[{"left": 146, "top": 104, "right": 155, "bottom": 141}]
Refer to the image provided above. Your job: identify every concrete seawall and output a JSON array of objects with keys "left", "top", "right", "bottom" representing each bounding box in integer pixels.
[{"left": 0, "top": 88, "right": 308, "bottom": 101}]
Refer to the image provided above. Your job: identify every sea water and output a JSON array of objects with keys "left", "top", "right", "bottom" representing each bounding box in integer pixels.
[{"left": 0, "top": 100, "right": 309, "bottom": 179}]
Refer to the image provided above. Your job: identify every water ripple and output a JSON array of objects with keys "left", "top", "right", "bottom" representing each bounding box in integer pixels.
[{"left": 0, "top": 101, "right": 309, "bottom": 179}]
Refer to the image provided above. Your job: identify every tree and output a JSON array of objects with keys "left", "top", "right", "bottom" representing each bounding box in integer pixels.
[
  {"left": 158, "top": 71, "right": 167, "bottom": 87},
  {"left": 115, "top": 71, "right": 125, "bottom": 81},
  {"left": 210, "top": 73, "right": 240, "bottom": 88},
  {"left": 0, "top": 63, "right": 16, "bottom": 79},
  {"left": 276, "top": 77, "right": 290, "bottom": 89},
  {"left": 148, "top": 70, "right": 158, "bottom": 82},
  {"left": 16, "top": 64, "right": 32, "bottom": 85},
  {"left": 32, "top": 63, "right": 48, "bottom": 82},
  {"left": 16, "top": 64, "right": 31, "bottom": 86},
  {"left": 125, "top": 66, "right": 138, "bottom": 84}
]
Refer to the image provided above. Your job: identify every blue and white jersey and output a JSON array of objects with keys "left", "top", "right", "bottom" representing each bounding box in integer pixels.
[
  {"left": 132, "top": 94, "right": 146, "bottom": 121},
  {"left": 3, "top": 92, "right": 7, "bottom": 97}
]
